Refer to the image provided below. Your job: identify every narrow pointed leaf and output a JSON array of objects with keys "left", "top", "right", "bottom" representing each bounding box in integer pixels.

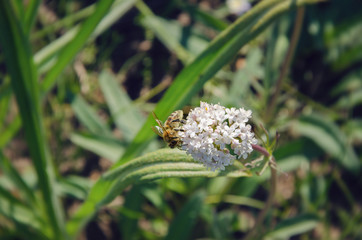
[
  {"left": 293, "top": 114, "right": 360, "bottom": 173},
  {"left": 99, "top": 71, "right": 144, "bottom": 141},
  {"left": 66, "top": 149, "right": 251, "bottom": 237},
  {"left": 0, "top": 151, "right": 36, "bottom": 204},
  {"left": 264, "top": 214, "right": 319, "bottom": 240},
  {"left": 0, "top": 2, "right": 65, "bottom": 238},
  {"left": 70, "top": 132, "right": 125, "bottom": 162},
  {"left": 71, "top": 95, "right": 113, "bottom": 136}
]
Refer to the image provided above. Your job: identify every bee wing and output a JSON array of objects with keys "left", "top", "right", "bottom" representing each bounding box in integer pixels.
[{"left": 151, "top": 126, "right": 163, "bottom": 137}]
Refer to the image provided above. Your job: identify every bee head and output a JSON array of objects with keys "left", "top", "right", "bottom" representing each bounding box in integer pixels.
[{"left": 168, "top": 140, "right": 178, "bottom": 148}]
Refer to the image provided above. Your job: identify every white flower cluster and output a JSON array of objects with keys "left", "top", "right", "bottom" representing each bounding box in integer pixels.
[{"left": 180, "top": 102, "right": 257, "bottom": 171}]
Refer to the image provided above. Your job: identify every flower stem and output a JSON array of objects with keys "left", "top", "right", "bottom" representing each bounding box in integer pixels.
[
  {"left": 243, "top": 145, "right": 277, "bottom": 240},
  {"left": 252, "top": 144, "right": 270, "bottom": 157}
]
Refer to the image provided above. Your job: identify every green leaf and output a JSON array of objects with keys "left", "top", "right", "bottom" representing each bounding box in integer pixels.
[
  {"left": 264, "top": 17, "right": 290, "bottom": 89},
  {"left": 30, "top": 3, "right": 95, "bottom": 41},
  {"left": 0, "top": 81, "right": 12, "bottom": 130},
  {"left": 118, "top": 185, "right": 145, "bottom": 240},
  {"left": 118, "top": 0, "right": 322, "bottom": 167},
  {"left": 71, "top": 95, "right": 112, "bottom": 136},
  {"left": 0, "top": 115, "right": 22, "bottom": 148},
  {"left": 274, "top": 138, "right": 323, "bottom": 160},
  {"left": 0, "top": 2, "right": 65, "bottom": 238},
  {"left": 293, "top": 114, "right": 360, "bottom": 173},
  {"left": 138, "top": 4, "right": 214, "bottom": 62},
  {"left": 164, "top": 191, "right": 206, "bottom": 240},
  {"left": 41, "top": 0, "right": 115, "bottom": 91},
  {"left": 10, "top": 0, "right": 25, "bottom": 26},
  {"left": 344, "top": 119, "right": 362, "bottom": 142},
  {"left": 264, "top": 214, "right": 319, "bottom": 240},
  {"left": 330, "top": 68, "right": 362, "bottom": 96},
  {"left": 0, "top": 184, "right": 28, "bottom": 207},
  {"left": 0, "top": 197, "right": 45, "bottom": 235},
  {"left": 24, "top": 0, "right": 41, "bottom": 35},
  {"left": 0, "top": 0, "right": 137, "bottom": 158},
  {"left": 0, "top": 151, "right": 36, "bottom": 205},
  {"left": 99, "top": 71, "right": 144, "bottom": 141},
  {"left": 70, "top": 132, "right": 125, "bottom": 162},
  {"left": 56, "top": 175, "right": 91, "bottom": 200},
  {"left": 185, "top": 5, "right": 229, "bottom": 31},
  {"left": 211, "top": 210, "right": 236, "bottom": 239},
  {"left": 66, "top": 149, "right": 251, "bottom": 237},
  {"left": 34, "top": 0, "right": 136, "bottom": 72},
  {"left": 138, "top": 9, "right": 192, "bottom": 63},
  {"left": 335, "top": 89, "right": 362, "bottom": 109}
]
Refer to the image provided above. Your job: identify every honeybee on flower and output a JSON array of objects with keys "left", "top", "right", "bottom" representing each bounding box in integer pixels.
[
  {"left": 152, "top": 102, "right": 257, "bottom": 171},
  {"left": 151, "top": 110, "right": 186, "bottom": 149}
]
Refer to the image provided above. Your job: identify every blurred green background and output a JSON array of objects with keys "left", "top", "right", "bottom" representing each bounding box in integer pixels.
[{"left": 0, "top": 0, "right": 361, "bottom": 239}]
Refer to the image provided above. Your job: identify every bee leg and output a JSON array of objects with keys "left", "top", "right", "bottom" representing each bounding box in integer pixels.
[{"left": 155, "top": 119, "right": 163, "bottom": 126}]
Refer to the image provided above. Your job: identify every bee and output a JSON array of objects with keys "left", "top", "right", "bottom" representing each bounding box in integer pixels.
[{"left": 151, "top": 110, "right": 185, "bottom": 149}]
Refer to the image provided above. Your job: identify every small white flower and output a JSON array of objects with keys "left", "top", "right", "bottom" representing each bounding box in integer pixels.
[
  {"left": 180, "top": 102, "right": 257, "bottom": 171},
  {"left": 226, "top": 0, "right": 251, "bottom": 16}
]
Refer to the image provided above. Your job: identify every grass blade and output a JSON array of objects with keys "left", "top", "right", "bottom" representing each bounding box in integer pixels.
[
  {"left": 0, "top": 115, "right": 22, "bottom": 148},
  {"left": 35, "top": 0, "right": 136, "bottom": 70},
  {"left": 0, "top": 197, "right": 44, "bottom": 235},
  {"left": 264, "top": 214, "right": 319, "bottom": 240},
  {"left": 0, "top": 2, "right": 65, "bottom": 239},
  {"left": 71, "top": 95, "right": 113, "bottom": 136},
  {"left": 70, "top": 132, "right": 125, "bottom": 162},
  {"left": 0, "top": 151, "right": 36, "bottom": 204},
  {"left": 0, "top": 80, "right": 11, "bottom": 130},
  {"left": 99, "top": 71, "right": 144, "bottom": 141},
  {"left": 24, "top": 0, "right": 41, "bottom": 35},
  {"left": 137, "top": 0, "right": 191, "bottom": 63},
  {"left": 0, "top": 0, "right": 137, "bottom": 148},
  {"left": 293, "top": 114, "right": 360, "bottom": 173},
  {"left": 139, "top": 14, "right": 208, "bottom": 60},
  {"left": 40, "top": 0, "right": 124, "bottom": 92}
]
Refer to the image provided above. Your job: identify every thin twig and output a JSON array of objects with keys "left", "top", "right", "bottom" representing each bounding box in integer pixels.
[{"left": 266, "top": 7, "right": 305, "bottom": 122}]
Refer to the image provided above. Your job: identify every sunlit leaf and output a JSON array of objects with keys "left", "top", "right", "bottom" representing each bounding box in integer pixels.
[
  {"left": 293, "top": 114, "right": 360, "bottom": 173},
  {"left": 66, "top": 149, "right": 251, "bottom": 237},
  {"left": 264, "top": 214, "right": 319, "bottom": 240},
  {"left": 99, "top": 71, "right": 144, "bottom": 141},
  {"left": 70, "top": 132, "right": 125, "bottom": 162}
]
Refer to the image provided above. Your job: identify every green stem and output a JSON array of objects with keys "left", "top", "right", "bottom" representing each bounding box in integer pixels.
[
  {"left": 266, "top": 6, "right": 305, "bottom": 122},
  {"left": 31, "top": 4, "right": 95, "bottom": 41},
  {"left": 134, "top": 77, "right": 172, "bottom": 104},
  {"left": 244, "top": 163, "right": 277, "bottom": 240},
  {"left": 243, "top": 145, "right": 277, "bottom": 239}
]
